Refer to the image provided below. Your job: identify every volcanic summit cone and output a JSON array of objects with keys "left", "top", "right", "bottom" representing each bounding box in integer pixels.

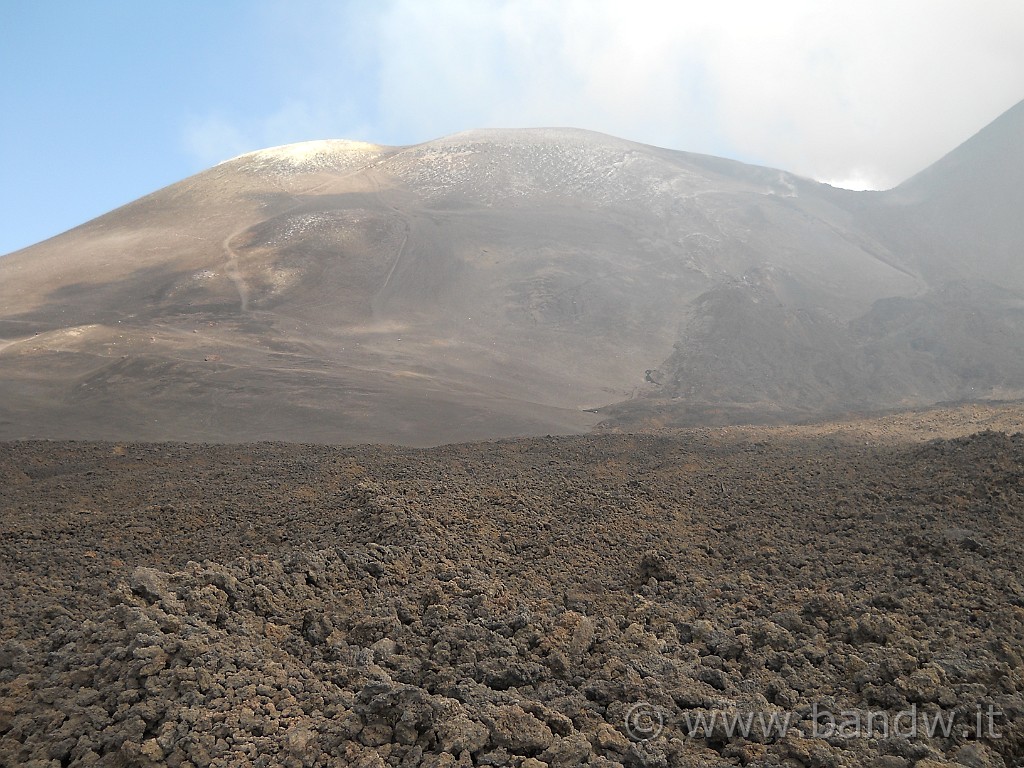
[{"left": 2, "top": 103, "right": 1023, "bottom": 444}]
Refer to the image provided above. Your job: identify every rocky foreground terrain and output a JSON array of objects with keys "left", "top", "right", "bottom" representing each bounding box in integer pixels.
[{"left": 1, "top": 404, "right": 1023, "bottom": 767}]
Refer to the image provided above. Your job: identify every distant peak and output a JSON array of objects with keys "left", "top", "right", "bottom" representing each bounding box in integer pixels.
[{"left": 893, "top": 97, "right": 1024, "bottom": 196}]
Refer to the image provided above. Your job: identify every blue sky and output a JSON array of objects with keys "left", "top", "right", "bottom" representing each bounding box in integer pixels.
[{"left": 2, "top": 0, "right": 1024, "bottom": 256}]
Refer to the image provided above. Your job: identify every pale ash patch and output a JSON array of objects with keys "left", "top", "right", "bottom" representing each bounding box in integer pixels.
[
  {"left": 224, "top": 140, "right": 387, "bottom": 175},
  {"left": 382, "top": 130, "right": 717, "bottom": 208},
  {"left": 253, "top": 211, "right": 370, "bottom": 249}
]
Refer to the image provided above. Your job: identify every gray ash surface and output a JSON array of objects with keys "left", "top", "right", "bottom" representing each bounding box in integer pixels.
[{"left": 1, "top": 426, "right": 1022, "bottom": 767}]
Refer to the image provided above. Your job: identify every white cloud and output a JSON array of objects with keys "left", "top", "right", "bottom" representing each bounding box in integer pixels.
[{"left": 182, "top": 0, "right": 1024, "bottom": 189}]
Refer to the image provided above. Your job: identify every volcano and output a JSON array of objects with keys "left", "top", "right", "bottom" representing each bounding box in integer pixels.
[{"left": 1, "top": 102, "right": 1022, "bottom": 444}]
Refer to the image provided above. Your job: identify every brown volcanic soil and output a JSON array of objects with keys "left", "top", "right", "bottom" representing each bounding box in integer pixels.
[{"left": 1, "top": 408, "right": 1023, "bottom": 767}]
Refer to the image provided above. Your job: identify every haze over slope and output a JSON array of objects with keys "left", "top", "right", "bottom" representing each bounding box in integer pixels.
[{"left": 1, "top": 102, "right": 1022, "bottom": 444}]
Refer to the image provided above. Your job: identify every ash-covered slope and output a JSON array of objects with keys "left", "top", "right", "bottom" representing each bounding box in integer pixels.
[
  {"left": 0, "top": 107, "right": 1022, "bottom": 443},
  {"left": 861, "top": 98, "right": 1024, "bottom": 287}
]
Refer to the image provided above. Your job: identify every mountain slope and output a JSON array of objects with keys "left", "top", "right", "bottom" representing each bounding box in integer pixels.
[
  {"left": 856, "top": 98, "right": 1024, "bottom": 287},
  {"left": 0, "top": 106, "right": 1022, "bottom": 444}
]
